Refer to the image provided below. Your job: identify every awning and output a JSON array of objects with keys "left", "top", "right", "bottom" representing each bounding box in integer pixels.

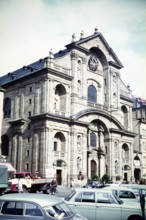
[{"left": 0, "top": 163, "right": 16, "bottom": 172}]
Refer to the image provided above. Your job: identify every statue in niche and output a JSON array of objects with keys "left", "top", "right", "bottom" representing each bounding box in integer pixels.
[
  {"left": 77, "top": 60, "right": 82, "bottom": 76},
  {"left": 115, "top": 160, "right": 119, "bottom": 174},
  {"left": 113, "top": 93, "right": 117, "bottom": 107},
  {"left": 77, "top": 135, "right": 81, "bottom": 152},
  {"left": 77, "top": 157, "right": 81, "bottom": 171},
  {"left": 114, "top": 141, "right": 118, "bottom": 158},
  {"left": 77, "top": 80, "right": 81, "bottom": 96},
  {"left": 113, "top": 74, "right": 116, "bottom": 83}
]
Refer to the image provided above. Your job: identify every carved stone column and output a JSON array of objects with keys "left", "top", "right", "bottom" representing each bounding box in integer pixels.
[
  {"left": 41, "top": 79, "right": 47, "bottom": 113},
  {"left": 82, "top": 133, "right": 87, "bottom": 179},
  {"left": 32, "top": 132, "right": 39, "bottom": 174},
  {"left": 11, "top": 135, "right": 17, "bottom": 168},
  {"left": 70, "top": 51, "right": 78, "bottom": 95},
  {"left": 34, "top": 84, "right": 40, "bottom": 115},
  {"left": 17, "top": 135, "right": 23, "bottom": 171},
  {"left": 20, "top": 92, "right": 24, "bottom": 118},
  {"left": 39, "top": 125, "right": 47, "bottom": 177},
  {"left": 82, "top": 57, "right": 87, "bottom": 99},
  {"left": 14, "top": 95, "right": 18, "bottom": 119},
  {"left": 70, "top": 130, "right": 78, "bottom": 180}
]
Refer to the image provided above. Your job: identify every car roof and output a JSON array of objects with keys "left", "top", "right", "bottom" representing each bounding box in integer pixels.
[
  {"left": 121, "top": 184, "right": 146, "bottom": 190},
  {"left": 73, "top": 187, "right": 113, "bottom": 194},
  {"left": 0, "top": 193, "right": 63, "bottom": 207},
  {"left": 104, "top": 186, "right": 135, "bottom": 192}
]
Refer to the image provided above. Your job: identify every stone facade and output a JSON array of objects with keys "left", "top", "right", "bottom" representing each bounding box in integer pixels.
[
  {"left": 0, "top": 30, "right": 136, "bottom": 186},
  {"left": 133, "top": 98, "right": 146, "bottom": 183}
]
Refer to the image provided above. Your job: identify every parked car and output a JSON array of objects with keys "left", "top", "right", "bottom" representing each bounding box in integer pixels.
[
  {"left": 103, "top": 186, "right": 139, "bottom": 203},
  {"left": 120, "top": 183, "right": 146, "bottom": 199},
  {"left": 83, "top": 180, "right": 105, "bottom": 188},
  {"left": 64, "top": 188, "right": 145, "bottom": 220},
  {"left": 0, "top": 193, "right": 88, "bottom": 220}
]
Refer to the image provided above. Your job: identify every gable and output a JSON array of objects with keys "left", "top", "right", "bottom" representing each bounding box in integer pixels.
[{"left": 66, "top": 32, "right": 123, "bottom": 69}]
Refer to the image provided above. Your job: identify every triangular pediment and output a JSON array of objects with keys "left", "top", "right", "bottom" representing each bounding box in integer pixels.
[{"left": 66, "top": 32, "right": 123, "bottom": 69}]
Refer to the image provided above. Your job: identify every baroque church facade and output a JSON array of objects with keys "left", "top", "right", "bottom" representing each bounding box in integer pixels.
[{"left": 0, "top": 29, "right": 136, "bottom": 186}]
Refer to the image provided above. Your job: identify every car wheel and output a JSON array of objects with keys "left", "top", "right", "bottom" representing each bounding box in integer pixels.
[{"left": 128, "top": 215, "right": 142, "bottom": 220}]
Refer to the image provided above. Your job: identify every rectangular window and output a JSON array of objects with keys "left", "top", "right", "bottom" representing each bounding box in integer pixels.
[
  {"left": 25, "top": 203, "right": 43, "bottom": 216},
  {"left": 1, "top": 201, "right": 23, "bottom": 215},
  {"left": 29, "top": 99, "right": 32, "bottom": 105},
  {"left": 28, "top": 111, "right": 31, "bottom": 117},
  {"left": 26, "top": 150, "right": 29, "bottom": 157},
  {"left": 29, "top": 87, "right": 32, "bottom": 92},
  {"left": 25, "top": 163, "right": 29, "bottom": 170},
  {"left": 82, "top": 192, "right": 95, "bottom": 203},
  {"left": 27, "top": 137, "right": 30, "bottom": 143}
]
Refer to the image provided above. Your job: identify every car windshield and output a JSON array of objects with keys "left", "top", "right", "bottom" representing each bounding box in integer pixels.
[
  {"left": 64, "top": 190, "right": 76, "bottom": 201},
  {"left": 112, "top": 193, "right": 123, "bottom": 204},
  {"left": 45, "top": 202, "right": 74, "bottom": 218}
]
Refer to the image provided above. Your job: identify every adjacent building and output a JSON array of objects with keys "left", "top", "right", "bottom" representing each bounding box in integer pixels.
[
  {"left": 0, "top": 29, "right": 136, "bottom": 186},
  {"left": 133, "top": 97, "right": 146, "bottom": 182}
]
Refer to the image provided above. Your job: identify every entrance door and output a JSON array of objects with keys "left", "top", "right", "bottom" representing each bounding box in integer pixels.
[
  {"left": 91, "top": 160, "right": 97, "bottom": 178},
  {"left": 134, "top": 168, "right": 141, "bottom": 182},
  {"left": 56, "top": 170, "right": 62, "bottom": 185},
  {"left": 124, "top": 173, "right": 128, "bottom": 182}
]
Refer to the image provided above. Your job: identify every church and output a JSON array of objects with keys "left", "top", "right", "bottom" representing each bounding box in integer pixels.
[{"left": 0, "top": 28, "right": 135, "bottom": 186}]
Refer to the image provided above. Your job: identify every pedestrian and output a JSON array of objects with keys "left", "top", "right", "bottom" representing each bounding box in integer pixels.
[
  {"left": 18, "top": 178, "right": 23, "bottom": 193},
  {"left": 50, "top": 177, "right": 57, "bottom": 195},
  {"left": 70, "top": 179, "right": 74, "bottom": 189}
]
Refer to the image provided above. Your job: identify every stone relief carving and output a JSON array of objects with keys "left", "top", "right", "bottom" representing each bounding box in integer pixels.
[{"left": 88, "top": 55, "right": 99, "bottom": 72}]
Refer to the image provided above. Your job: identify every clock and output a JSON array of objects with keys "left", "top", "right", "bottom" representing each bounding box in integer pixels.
[{"left": 88, "top": 55, "right": 99, "bottom": 71}]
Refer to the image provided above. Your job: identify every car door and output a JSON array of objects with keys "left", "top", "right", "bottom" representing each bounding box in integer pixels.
[
  {"left": 95, "top": 192, "right": 122, "bottom": 220},
  {"left": 23, "top": 202, "right": 44, "bottom": 220},
  {"left": 0, "top": 201, "right": 24, "bottom": 220},
  {"left": 69, "top": 191, "right": 96, "bottom": 220}
]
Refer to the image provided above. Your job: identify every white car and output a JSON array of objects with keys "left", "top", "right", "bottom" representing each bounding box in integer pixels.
[
  {"left": 0, "top": 193, "right": 88, "bottom": 220},
  {"left": 120, "top": 183, "right": 146, "bottom": 199},
  {"left": 64, "top": 188, "right": 145, "bottom": 220},
  {"left": 103, "top": 185, "right": 139, "bottom": 203}
]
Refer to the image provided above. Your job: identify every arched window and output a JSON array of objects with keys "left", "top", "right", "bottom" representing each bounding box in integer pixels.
[
  {"left": 91, "top": 160, "right": 97, "bottom": 177},
  {"left": 54, "top": 132, "right": 65, "bottom": 152},
  {"left": 3, "top": 98, "right": 11, "bottom": 118},
  {"left": 90, "top": 132, "right": 96, "bottom": 147},
  {"left": 54, "top": 84, "right": 66, "bottom": 111},
  {"left": 88, "top": 85, "right": 97, "bottom": 103},
  {"left": 122, "top": 144, "right": 129, "bottom": 159}
]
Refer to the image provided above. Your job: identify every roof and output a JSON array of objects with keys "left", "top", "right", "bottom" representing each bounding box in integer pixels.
[
  {"left": 0, "top": 193, "right": 63, "bottom": 207},
  {"left": 0, "top": 32, "right": 123, "bottom": 86},
  {"left": 66, "top": 32, "right": 123, "bottom": 69},
  {"left": 73, "top": 187, "right": 114, "bottom": 194},
  {"left": 0, "top": 163, "right": 16, "bottom": 172},
  {"left": 104, "top": 186, "right": 135, "bottom": 192}
]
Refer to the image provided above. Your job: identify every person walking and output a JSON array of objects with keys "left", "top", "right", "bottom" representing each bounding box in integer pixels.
[
  {"left": 18, "top": 178, "right": 23, "bottom": 193},
  {"left": 50, "top": 177, "right": 57, "bottom": 195}
]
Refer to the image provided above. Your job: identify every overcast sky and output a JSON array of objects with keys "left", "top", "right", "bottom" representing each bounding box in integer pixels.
[{"left": 0, "top": 0, "right": 146, "bottom": 99}]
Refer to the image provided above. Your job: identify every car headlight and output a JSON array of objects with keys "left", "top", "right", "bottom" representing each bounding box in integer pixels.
[{"left": 73, "top": 214, "right": 88, "bottom": 220}]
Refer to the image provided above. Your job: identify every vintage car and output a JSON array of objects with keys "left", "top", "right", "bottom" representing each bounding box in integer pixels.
[
  {"left": 103, "top": 186, "right": 139, "bottom": 203},
  {"left": 64, "top": 188, "right": 145, "bottom": 220},
  {"left": 120, "top": 183, "right": 146, "bottom": 199},
  {"left": 0, "top": 193, "right": 88, "bottom": 220}
]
